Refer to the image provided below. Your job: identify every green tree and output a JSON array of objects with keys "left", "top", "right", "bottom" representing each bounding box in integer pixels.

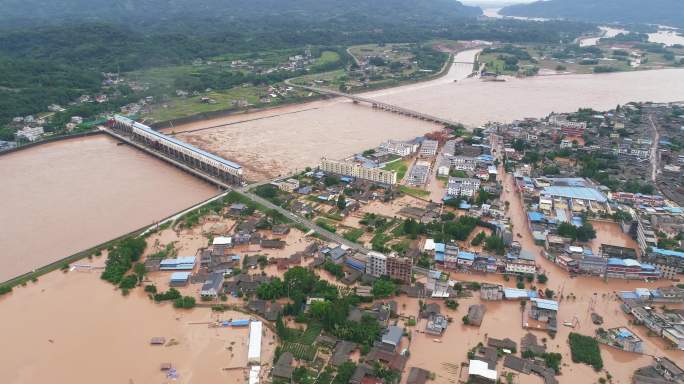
[
  {"left": 484, "top": 235, "right": 506, "bottom": 255},
  {"left": 337, "top": 194, "right": 347, "bottom": 210},
  {"left": 372, "top": 278, "right": 396, "bottom": 298},
  {"left": 174, "top": 296, "right": 196, "bottom": 309},
  {"left": 133, "top": 262, "right": 146, "bottom": 282}
]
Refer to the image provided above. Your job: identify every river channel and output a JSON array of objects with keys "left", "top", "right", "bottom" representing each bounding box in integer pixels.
[
  {"left": 0, "top": 134, "right": 218, "bottom": 282},
  {"left": 169, "top": 49, "right": 684, "bottom": 180}
]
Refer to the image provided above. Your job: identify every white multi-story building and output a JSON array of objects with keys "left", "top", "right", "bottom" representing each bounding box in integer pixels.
[
  {"left": 506, "top": 259, "right": 537, "bottom": 274},
  {"left": 450, "top": 155, "right": 478, "bottom": 171},
  {"left": 320, "top": 158, "right": 397, "bottom": 185},
  {"left": 437, "top": 158, "right": 451, "bottom": 176},
  {"left": 419, "top": 140, "right": 439, "bottom": 157},
  {"left": 379, "top": 140, "right": 418, "bottom": 157},
  {"left": 408, "top": 160, "right": 431, "bottom": 186},
  {"left": 549, "top": 114, "right": 587, "bottom": 130},
  {"left": 447, "top": 177, "right": 481, "bottom": 198},
  {"left": 366, "top": 251, "right": 387, "bottom": 278},
  {"left": 273, "top": 178, "right": 300, "bottom": 192},
  {"left": 15, "top": 126, "right": 44, "bottom": 142}
]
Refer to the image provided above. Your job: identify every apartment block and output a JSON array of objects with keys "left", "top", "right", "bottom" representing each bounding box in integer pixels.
[
  {"left": 320, "top": 158, "right": 397, "bottom": 185},
  {"left": 366, "top": 251, "right": 387, "bottom": 278},
  {"left": 386, "top": 255, "right": 413, "bottom": 284}
]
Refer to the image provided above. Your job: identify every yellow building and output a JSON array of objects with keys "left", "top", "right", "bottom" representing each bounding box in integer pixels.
[{"left": 320, "top": 158, "right": 397, "bottom": 185}]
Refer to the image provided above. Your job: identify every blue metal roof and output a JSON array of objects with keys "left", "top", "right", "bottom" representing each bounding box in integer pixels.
[
  {"left": 434, "top": 243, "right": 446, "bottom": 252},
  {"left": 435, "top": 252, "right": 445, "bottom": 262},
  {"left": 617, "top": 328, "right": 634, "bottom": 339},
  {"left": 528, "top": 212, "right": 545, "bottom": 222},
  {"left": 542, "top": 186, "right": 608, "bottom": 203},
  {"left": 170, "top": 272, "right": 191, "bottom": 281},
  {"left": 161, "top": 256, "right": 196, "bottom": 265},
  {"left": 458, "top": 251, "right": 476, "bottom": 261},
  {"left": 345, "top": 258, "right": 365, "bottom": 271},
  {"left": 619, "top": 291, "right": 639, "bottom": 300},
  {"left": 652, "top": 248, "right": 684, "bottom": 259},
  {"left": 531, "top": 298, "right": 559, "bottom": 311},
  {"left": 115, "top": 115, "right": 241, "bottom": 170},
  {"left": 504, "top": 288, "right": 529, "bottom": 299},
  {"left": 382, "top": 325, "right": 403, "bottom": 346}
]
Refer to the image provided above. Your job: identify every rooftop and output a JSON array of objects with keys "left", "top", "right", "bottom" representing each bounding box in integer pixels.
[
  {"left": 469, "top": 359, "right": 497, "bottom": 381},
  {"left": 542, "top": 186, "right": 607, "bottom": 203},
  {"left": 531, "top": 298, "right": 559, "bottom": 311}
]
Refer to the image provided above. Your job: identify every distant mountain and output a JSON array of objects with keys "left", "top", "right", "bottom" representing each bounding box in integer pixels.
[
  {"left": 500, "top": 0, "right": 684, "bottom": 27},
  {"left": 0, "top": 0, "right": 482, "bottom": 30}
]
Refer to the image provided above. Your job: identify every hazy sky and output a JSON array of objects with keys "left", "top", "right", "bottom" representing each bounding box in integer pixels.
[{"left": 460, "top": 0, "right": 537, "bottom": 7}]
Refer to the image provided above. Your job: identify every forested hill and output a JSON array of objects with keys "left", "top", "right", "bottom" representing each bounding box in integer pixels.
[
  {"left": 501, "top": 0, "right": 684, "bottom": 27},
  {"left": 0, "top": 0, "right": 481, "bottom": 31}
]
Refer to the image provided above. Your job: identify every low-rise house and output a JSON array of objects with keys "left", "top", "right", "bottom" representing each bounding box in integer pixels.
[
  {"left": 200, "top": 272, "right": 224, "bottom": 299},
  {"left": 271, "top": 224, "right": 290, "bottom": 236},
  {"left": 662, "top": 326, "right": 684, "bottom": 350},
  {"left": 467, "top": 304, "right": 486, "bottom": 326},
  {"left": 261, "top": 239, "right": 286, "bottom": 249},
  {"left": 521, "top": 333, "right": 546, "bottom": 355},
  {"left": 331, "top": 340, "right": 357, "bottom": 366},
  {"left": 480, "top": 284, "right": 504, "bottom": 301},
  {"left": 169, "top": 272, "right": 191, "bottom": 287},
  {"left": 425, "top": 314, "right": 448, "bottom": 335},
  {"left": 381, "top": 325, "right": 403, "bottom": 351},
  {"left": 487, "top": 337, "right": 517, "bottom": 352},
  {"left": 406, "top": 367, "right": 430, "bottom": 384},
  {"left": 160, "top": 256, "right": 196, "bottom": 271},
  {"left": 366, "top": 347, "right": 408, "bottom": 372},
  {"left": 272, "top": 352, "right": 294, "bottom": 380},
  {"left": 529, "top": 298, "right": 558, "bottom": 332},
  {"left": 655, "top": 357, "right": 684, "bottom": 382},
  {"left": 468, "top": 359, "right": 497, "bottom": 383},
  {"left": 602, "top": 327, "right": 644, "bottom": 353},
  {"left": 420, "top": 303, "right": 441, "bottom": 319}
]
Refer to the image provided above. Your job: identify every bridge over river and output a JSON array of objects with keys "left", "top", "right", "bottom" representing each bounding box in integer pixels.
[{"left": 293, "top": 84, "right": 463, "bottom": 127}]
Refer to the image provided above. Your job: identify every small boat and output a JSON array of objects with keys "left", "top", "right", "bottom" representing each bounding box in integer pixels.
[{"left": 433, "top": 339, "right": 442, "bottom": 343}]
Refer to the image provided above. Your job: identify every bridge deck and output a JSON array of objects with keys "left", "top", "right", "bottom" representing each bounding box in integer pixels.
[{"left": 294, "top": 85, "right": 461, "bottom": 127}]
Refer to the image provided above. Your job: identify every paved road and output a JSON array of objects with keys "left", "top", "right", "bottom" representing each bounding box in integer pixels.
[
  {"left": 234, "top": 187, "right": 369, "bottom": 253},
  {"left": 647, "top": 114, "right": 660, "bottom": 182}
]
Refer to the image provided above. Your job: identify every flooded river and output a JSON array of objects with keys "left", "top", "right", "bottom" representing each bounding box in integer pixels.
[
  {"left": 0, "top": 134, "right": 218, "bottom": 282},
  {"left": 0, "top": 267, "right": 275, "bottom": 384},
  {"left": 170, "top": 49, "right": 684, "bottom": 180}
]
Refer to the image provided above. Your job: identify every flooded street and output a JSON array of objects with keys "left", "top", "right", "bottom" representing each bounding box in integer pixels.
[
  {"left": 396, "top": 154, "right": 684, "bottom": 383},
  {"left": 0, "top": 134, "right": 218, "bottom": 282},
  {"left": 170, "top": 49, "right": 684, "bottom": 181}
]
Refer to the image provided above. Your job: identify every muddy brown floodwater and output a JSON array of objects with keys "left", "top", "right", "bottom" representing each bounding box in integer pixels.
[
  {"left": 0, "top": 267, "right": 275, "bottom": 384},
  {"left": 0, "top": 134, "right": 219, "bottom": 282},
  {"left": 167, "top": 49, "right": 684, "bottom": 181}
]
